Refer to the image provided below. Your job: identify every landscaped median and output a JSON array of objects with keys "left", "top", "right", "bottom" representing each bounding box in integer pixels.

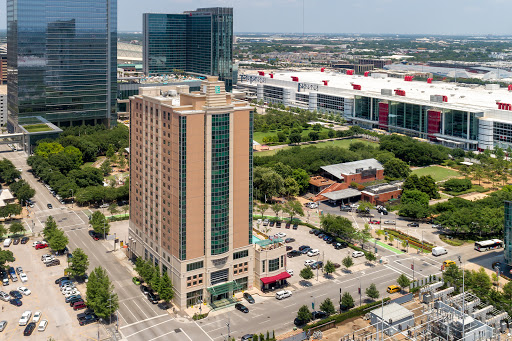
[
  {"left": 303, "top": 298, "right": 390, "bottom": 332},
  {"left": 383, "top": 228, "right": 434, "bottom": 252}
]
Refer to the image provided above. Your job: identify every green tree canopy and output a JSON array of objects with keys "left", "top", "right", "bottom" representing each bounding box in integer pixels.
[
  {"left": 323, "top": 260, "right": 336, "bottom": 276},
  {"left": 342, "top": 256, "right": 353, "bottom": 270},
  {"left": 319, "top": 298, "right": 336, "bottom": 315},
  {"left": 159, "top": 272, "right": 174, "bottom": 303},
  {"left": 69, "top": 248, "right": 89, "bottom": 278},
  {"left": 35, "top": 142, "right": 64, "bottom": 158},
  {"left": 297, "top": 305, "right": 312, "bottom": 322},
  {"left": 366, "top": 283, "right": 380, "bottom": 300},
  {"left": 43, "top": 216, "right": 58, "bottom": 239},
  {"left": 0, "top": 250, "right": 15, "bottom": 269},
  {"left": 86, "top": 266, "right": 119, "bottom": 320},
  {"left": 300, "top": 267, "right": 314, "bottom": 281},
  {"left": 49, "top": 229, "right": 69, "bottom": 251},
  {"left": 90, "top": 211, "right": 110, "bottom": 236},
  {"left": 9, "top": 222, "right": 25, "bottom": 236},
  {"left": 341, "top": 292, "right": 355, "bottom": 310},
  {"left": 397, "top": 274, "right": 411, "bottom": 291},
  {"left": 384, "top": 158, "right": 411, "bottom": 180},
  {"left": 320, "top": 214, "right": 356, "bottom": 240}
]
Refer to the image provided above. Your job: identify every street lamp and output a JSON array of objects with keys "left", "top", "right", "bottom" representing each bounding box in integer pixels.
[{"left": 70, "top": 189, "right": 74, "bottom": 209}]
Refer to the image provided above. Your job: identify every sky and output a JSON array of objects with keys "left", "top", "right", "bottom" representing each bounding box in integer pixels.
[{"left": 0, "top": 0, "right": 510, "bottom": 35}]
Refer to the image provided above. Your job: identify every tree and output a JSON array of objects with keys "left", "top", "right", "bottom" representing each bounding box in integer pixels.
[
  {"left": 140, "top": 260, "right": 155, "bottom": 284},
  {"left": 150, "top": 267, "right": 161, "bottom": 293},
  {"left": 297, "top": 305, "right": 312, "bottom": 323},
  {"left": 397, "top": 273, "right": 411, "bottom": 292},
  {"left": 284, "top": 200, "right": 304, "bottom": 222},
  {"left": 90, "top": 211, "right": 110, "bottom": 236},
  {"left": 43, "top": 216, "right": 58, "bottom": 239},
  {"left": 384, "top": 158, "right": 411, "bottom": 180},
  {"left": 398, "top": 189, "right": 430, "bottom": 219},
  {"left": 271, "top": 203, "right": 282, "bottom": 218},
  {"left": 9, "top": 222, "right": 25, "bottom": 236},
  {"left": 159, "top": 272, "right": 174, "bottom": 303},
  {"left": 257, "top": 204, "right": 269, "bottom": 218},
  {"left": 365, "top": 252, "right": 377, "bottom": 263},
  {"left": 503, "top": 281, "right": 512, "bottom": 301},
  {"left": 320, "top": 214, "right": 356, "bottom": 240},
  {"left": 106, "top": 144, "right": 116, "bottom": 159},
  {"left": 289, "top": 132, "right": 302, "bottom": 144},
  {"left": 324, "top": 260, "right": 336, "bottom": 276},
  {"left": 253, "top": 167, "right": 284, "bottom": 201},
  {"left": 9, "top": 180, "right": 35, "bottom": 205},
  {"left": 308, "top": 131, "right": 319, "bottom": 141},
  {"left": 108, "top": 203, "right": 119, "bottom": 216},
  {"left": 0, "top": 249, "right": 15, "bottom": 268},
  {"left": 366, "top": 283, "right": 380, "bottom": 300},
  {"left": 0, "top": 224, "right": 6, "bottom": 238},
  {"left": 49, "top": 229, "right": 69, "bottom": 251},
  {"left": 319, "top": 298, "right": 336, "bottom": 315},
  {"left": 468, "top": 267, "right": 492, "bottom": 298},
  {"left": 35, "top": 142, "right": 64, "bottom": 158},
  {"left": 69, "top": 248, "right": 89, "bottom": 278},
  {"left": 300, "top": 267, "right": 314, "bottom": 281},
  {"left": 342, "top": 256, "right": 353, "bottom": 271},
  {"left": 283, "top": 177, "right": 300, "bottom": 197},
  {"left": 86, "top": 266, "right": 119, "bottom": 320},
  {"left": 341, "top": 292, "right": 355, "bottom": 310}
]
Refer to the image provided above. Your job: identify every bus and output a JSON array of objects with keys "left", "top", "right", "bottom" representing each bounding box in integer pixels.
[{"left": 474, "top": 239, "right": 503, "bottom": 252}]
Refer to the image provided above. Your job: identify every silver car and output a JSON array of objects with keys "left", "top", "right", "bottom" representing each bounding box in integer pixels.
[{"left": 0, "top": 320, "right": 7, "bottom": 332}]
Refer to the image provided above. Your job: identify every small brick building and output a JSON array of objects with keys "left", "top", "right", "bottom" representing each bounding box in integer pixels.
[
  {"left": 320, "top": 158, "right": 384, "bottom": 184},
  {"left": 361, "top": 182, "right": 403, "bottom": 205}
]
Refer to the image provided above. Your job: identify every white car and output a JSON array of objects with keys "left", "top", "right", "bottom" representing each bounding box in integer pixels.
[
  {"left": 65, "top": 290, "right": 80, "bottom": 298},
  {"left": 17, "top": 287, "right": 31, "bottom": 296},
  {"left": 307, "top": 249, "right": 319, "bottom": 257},
  {"left": 32, "top": 311, "right": 42, "bottom": 324},
  {"left": 275, "top": 232, "right": 286, "bottom": 238},
  {"left": 33, "top": 241, "right": 43, "bottom": 247},
  {"left": 287, "top": 269, "right": 294, "bottom": 276},
  {"left": 60, "top": 284, "right": 75, "bottom": 291},
  {"left": 38, "top": 320, "right": 48, "bottom": 332},
  {"left": 41, "top": 254, "right": 52, "bottom": 261},
  {"left": 42, "top": 256, "right": 56, "bottom": 264},
  {"left": 384, "top": 220, "right": 395, "bottom": 225},
  {"left": 352, "top": 251, "right": 365, "bottom": 258},
  {"left": 19, "top": 273, "right": 28, "bottom": 283},
  {"left": 19, "top": 311, "right": 32, "bottom": 326},
  {"left": 61, "top": 286, "right": 76, "bottom": 294},
  {"left": 0, "top": 291, "right": 10, "bottom": 302},
  {"left": 304, "top": 260, "right": 315, "bottom": 267}
]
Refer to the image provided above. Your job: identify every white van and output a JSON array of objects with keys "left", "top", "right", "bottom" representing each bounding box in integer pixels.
[
  {"left": 275, "top": 290, "right": 292, "bottom": 300},
  {"left": 432, "top": 246, "right": 447, "bottom": 257},
  {"left": 3, "top": 238, "right": 12, "bottom": 247}
]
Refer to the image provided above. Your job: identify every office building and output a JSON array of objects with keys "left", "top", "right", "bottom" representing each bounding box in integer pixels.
[
  {"left": 143, "top": 8, "right": 236, "bottom": 90},
  {"left": 128, "top": 76, "right": 254, "bottom": 309},
  {"left": 238, "top": 70, "right": 512, "bottom": 151},
  {"left": 7, "top": 0, "right": 117, "bottom": 130},
  {"left": 505, "top": 201, "right": 512, "bottom": 265},
  {"left": 0, "top": 85, "right": 6, "bottom": 126}
]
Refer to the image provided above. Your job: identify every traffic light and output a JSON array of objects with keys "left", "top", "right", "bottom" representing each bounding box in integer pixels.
[
  {"left": 411, "top": 264, "right": 414, "bottom": 270},
  {"left": 358, "top": 287, "right": 361, "bottom": 295}
]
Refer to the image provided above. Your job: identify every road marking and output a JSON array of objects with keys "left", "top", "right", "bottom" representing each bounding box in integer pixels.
[
  {"left": 146, "top": 330, "right": 176, "bottom": 341},
  {"left": 119, "top": 313, "right": 169, "bottom": 329},
  {"left": 194, "top": 321, "right": 216, "bottom": 341},
  {"left": 119, "top": 296, "right": 145, "bottom": 303},
  {"left": 131, "top": 299, "right": 150, "bottom": 320},
  {"left": 120, "top": 302, "right": 139, "bottom": 323},
  {"left": 123, "top": 319, "right": 171, "bottom": 338},
  {"left": 180, "top": 328, "right": 193, "bottom": 341}
]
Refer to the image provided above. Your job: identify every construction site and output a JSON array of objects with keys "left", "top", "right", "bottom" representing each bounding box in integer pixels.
[{"left": 337, "top": 281, "right": 511, "bottom": 341}]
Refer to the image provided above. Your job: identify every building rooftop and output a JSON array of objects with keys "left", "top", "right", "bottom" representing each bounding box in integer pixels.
[
  {"left": 322, "top": 188, "right": 361, "bottom": 201},
  {"left": 241, "top": 70, "right": 512, "bottom": 111},
  {"left": 371, "top": 303, "right": 414, "bottom": 321},
  {"left": 309, "top": 176, "right": 335, "bottom": 188},
  {"left": 321, "top": 158, "right": 383, "bottom": 180},
  {"left": 362, "top": 182, "right": 402, "bottom": 195}
]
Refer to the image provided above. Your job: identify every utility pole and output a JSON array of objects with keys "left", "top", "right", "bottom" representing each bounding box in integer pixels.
[
  {"left": 359, "top": 274, "right": 362, "bottom": 306},
  {"left": 459, "top": 256, "right": 465, "bottom": 340}
]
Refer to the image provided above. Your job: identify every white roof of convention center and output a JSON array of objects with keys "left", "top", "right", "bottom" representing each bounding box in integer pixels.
[
  {"left": 321, "top": 158, "right": 383, "bottom": 180},
  {"left": 252, "top": 70, "right": 512, "bottom": 110}
]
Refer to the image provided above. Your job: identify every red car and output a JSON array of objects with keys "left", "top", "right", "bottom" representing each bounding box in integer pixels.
[
  {"left": 73, "top": 302, "right": 87, "bottom": 310},
  {"left": 369, "top": 220, "right": 381, "bottom": 225},
  {"left": 35, "top": 243, "right": 48, "bottom": 250}
]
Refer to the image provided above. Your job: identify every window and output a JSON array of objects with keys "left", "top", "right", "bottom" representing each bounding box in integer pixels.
[
  {"left": 187, "top": 261, "right": 204, "bottom": 272},
  {"left": 262, "top": 260, "right": 266, "bottom": 273},
  {"left": 211, "top": 269, "right": 229, "bottom": 286},
  {"left": 268, "top": 258, "right": 280, "bottom": 272},
  {"left": 186, "top": 289, "right": 203, "bottom": 307},
  {"left": 233, "top": 250, "right": 248, "bottom": 260}
]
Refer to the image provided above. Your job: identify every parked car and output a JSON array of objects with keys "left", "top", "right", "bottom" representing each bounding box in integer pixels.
[
  {"left": 317, "top": 233, "right": 325, "bottom": 239},
  {"left": 241, "top": 334, "right": 254, "bottom": 341},
  {"left": 38, "top": 320, "right": 48, "bottom": 332},
  {"left": 311, "top": 261, "right": 324, "bottom": 269},
  {"left": 407, "top": 222, "right": 419, "bottom": 227},
  {"left": 147, "top": 292, "right": 159, "bottom": 304},
  {"left": 284, "top": 238, "right": 295, "bottom": 243},
  {"left": 312, "top": 311, "right": 329, "bottom": 320},
  {"left": 309, "top": 229, "right": 316, "bottom": 234},
  {"left": 9, "top": 290, "right": 22, "bottom": 299},
  {"left": 132, "top": 277, "right": 142, "bottom": 285},
  {"left": 340, "top": 205, "right": 351, "bottom": 212},
  {"left": 300, "top": 247, "right": 312, "bottom": 254},
  {"left": 269, "top": 221, "right": 275, "bottom": 227},
  {"left": 285, "top": 222, "right": 291, "bottom": 229},
  {"left": 352, "top": 251, "right": 365, "bottom": 258},
  {"left": 384, "top": 220, "right": 395, "bottom": 225},
  {"left": 17, "top": 287, "right": 31, "bottom": 296},
  {"left": 32, "top": 311, "right": 42, "bottom": 323},
  {"left": 298, "top": 245, "right": 310, "bottom": 251},
  {"left": 369, "top": 220, "right": 380, "bottom": 224},
  {"left": 275, "top": 221, "right": 282, "bottom": 228},
  {"left": 35, "top": 243, "right": 48, "bottom": 250},
  {"left": 19, "top": 311, "right": 32, "bottom": 325},
  {"left": 287, "top": 269, "right": 294, "bottom": 276},
  {"left": 73, "top": 302, "right": 87, "bottom": 310},
  {"left": 10, "top": 298, "right": 22, "bottom": 306},
  {"left": 294, "top": 317, "right": 309, "bottom": 326},
  {"left": 334, "top": 242, "right": 346, "bottom": 250},
  {"left": 235, "top": 303, "right": 249, "bottom": 313},
  {"left": 23, "top": 322, "right": 36, "bottom": 336},
  {"left": 140, "top": 285, "right": 150, "bottom": 295},
  {"left": 275, "top": 232, "right": 286, "bottom": 238},
  {"left": 0, "top": 320, "right": 7, "bottom": 332},
  {"left": 243, "top": 292, "right": 255, "bottom": 304},
  {"left": 0, "top": 291, "right": 10, "bottom": 302},
  {"left": 313, "top": 230, "right": 321, "bottom": 236},
  {"left": 333, "top": 263, "right": 341, "bottom": 269},
  {"left": 292, "top": 224, "right": 299, "bottom": 230},
  {"left": 307, "top": 249, "right": 319, "bottom": 257},
  {"left": 287, "top": 250, "right": 301, "bottom": 258},
  {"left": 432, "top": 224, "right": 443, "bottom": 229},
  {"left": 47, "top": 204, "right": 53, "bottom": 209},
  {"left": 55, "top": 276, "right": 70, "bottom": 285},
  {"left": 46, "top": 259, "right": 61, "bottom": 267},
  {"left": 69, "top": 297, "right": 84, "bottom": 306},
  {"left": 304, "top": 260, "right": 315, "bottom": 267},
  {"left": 286, "top": 246, "right": 293, "bottom": 251},
  {"left": 15, "top": 267, "right": 23, "bottom": 275},
  {"left": 66, "top": 295, "right": 82, "bottom": 304},
  {"left": 13, "top": 238, "right": 20, "bottom": 245},
  {"left": 89, "top": 231, "right": 101, "bottom": 240},
  {"left": 78, "top": 314, "right": 99, "bottom": 326},
  {"left": 262, "top": 219, "right": 269, "bottom": 226},
  {"left": 20, "top": 237, "right": 29, "bottom": 244}
]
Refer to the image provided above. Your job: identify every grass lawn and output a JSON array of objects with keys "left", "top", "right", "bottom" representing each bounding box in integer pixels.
[
  {"left": 255, "top": 138, "right": 377, "bottom": 157},
  {"left": 23, "top": 124, "right": 52, "bottom": 132},
  {"left": 82, "top": 162, "right": 95, "bottom": 168},
  {"left": 253, "top": 127, "right": 332, "bottom": 145},
  {"left": 412, "top": 166, "right": 460, "bottom": 182}
]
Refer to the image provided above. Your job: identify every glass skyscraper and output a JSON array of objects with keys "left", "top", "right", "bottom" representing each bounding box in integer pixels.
[
  {"left": 143, "top": 8, "right": 235, "bottom": 90},
  {"left": 7, "top": 0, "right": 117, "bottom": 129}
]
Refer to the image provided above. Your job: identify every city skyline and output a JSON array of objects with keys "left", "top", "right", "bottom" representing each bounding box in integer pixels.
[{"left": 0, "top": 0, "right": 510, "bottom": 35}]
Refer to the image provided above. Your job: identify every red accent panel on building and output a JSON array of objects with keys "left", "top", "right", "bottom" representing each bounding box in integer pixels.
[
  {"left": 442, "top": 96, "right": 448, "bottom": 102},
  {"left": 508, "top": 84, "right": 512, "bottom": 91},
  {"left": 352, "top": 84, "right": 361, "bottom": 90},
  {"left": 394, "top": 89, "right": 406, "bottom": 96},
  {"left": 498, "top": 103, "right": 512, "bottom": 111},
  {"left": 291, "top": 76, "right": 299, "bottom": 82},
  {"left": 404, "top": 76, "right": 414, "bottom": 81},
  {"left": 258, "top": 71, "right": 265, "bottom": 76},
  {"left": 427, "top": 78, "right": 433, "bottom": 83},
  {"left": 378, "top": 102, "right": 389, "bottom": 129},
  {"left": 321, "top": 68, "right": 325, "bottom": 72},
  {"left": 269, "top": 73, "right": 274, "bottom": 79},
  {"left": 346, "top": 70, "right": 354, "bottom": 75},
  {"left": 364, "top": 71, "right": 370, "bottom": 77},
  {"left": 322, "top": 80, "right": 329, "bottom": 86},
  {"left": 427, "top": 110, "right": 441, "bottom": 140}
]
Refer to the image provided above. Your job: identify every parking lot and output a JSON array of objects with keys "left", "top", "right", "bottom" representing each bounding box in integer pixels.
[
  {"left": 259, "top": 220, "right": 369, "bottom": 285},
  {"left": 0, "top": 238, "right": 108, "bottom": 340}
]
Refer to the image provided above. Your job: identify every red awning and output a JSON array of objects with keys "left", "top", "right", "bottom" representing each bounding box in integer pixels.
[{"left": 260, "top": 271, "right": 291, "bottom": 285}]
